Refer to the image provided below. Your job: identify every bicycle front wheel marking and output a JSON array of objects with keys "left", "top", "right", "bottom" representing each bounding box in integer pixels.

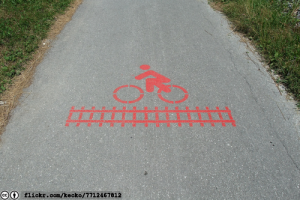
[
  {"left": 113, "top": 85, "right": 144, "bottom": 104},
  {"left": 157, "top": 85, "right": 188, "bottom": 104}
]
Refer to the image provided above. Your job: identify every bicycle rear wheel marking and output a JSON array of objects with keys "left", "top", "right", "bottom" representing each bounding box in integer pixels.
[
  {"left": 157, "top": 85, "right": 188, "bottom": 104},
  {"left": 113, "top": 85, "right": 144, "bottom": 104}
]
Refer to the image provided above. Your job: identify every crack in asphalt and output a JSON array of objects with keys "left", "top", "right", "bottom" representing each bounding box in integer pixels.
[{"left": 226, "top": 47, "right": 300, "bottom": 173}]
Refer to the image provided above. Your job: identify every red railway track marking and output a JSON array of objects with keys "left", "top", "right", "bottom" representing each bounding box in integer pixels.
[{"left": 66, "top": 106, "right": 236, "bottom": 127}]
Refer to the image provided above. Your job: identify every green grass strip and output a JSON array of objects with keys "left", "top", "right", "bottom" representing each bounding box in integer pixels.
[
  {"left": 0, "top": 0, "right": 74, "bottom": 94},
  {"left": 210, "top": 0, "right": 300, "bottom": 107}
]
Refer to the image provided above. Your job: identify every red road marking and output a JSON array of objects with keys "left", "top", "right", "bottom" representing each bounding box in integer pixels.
[
  {"left": 113, "top": 85, "right": 128, "bottom": 93},
  {"left": 186, "top": 107, "right": 193, "bottom": 127},
  {"left": 65, "top": 106, "right": 75, "bottom": 126},
  {"left": 96, "top": 66, "right": 234, "bottom": 128},
  {"left": 88, "top": 106, "right": 95, "bottom": 127},
  {"left": 113, "top": 85, "right": 144, "bottom": 104},
  {"left": 216, "top": 107, "right": 226, "bottom": 127},
  {"left": 68, "top": 108, "right": 234, "bottom": 113},
  {"left": 135, "top": 66, "right": 171, "bottom": 93},
  {"left": 165, "top": 107, "right": 170, "bottom": 127},
  {"left": 130, "top": 85, "right": 143, "bottom": 93},
  {"left": 113, "top": 65, "right": 188, "bottom": 104},
  {"left": 110, "top": 107, "right": 116, "bottom": 127},
  {"left": 196, "top": 106, "right": 204, "bottom": 127},
  {"left": 144, "top": 107, "right": 148, "bottom": 127},
  {"left": 133, "top": 107, "right": 136, "bottom": 127},
  {"left": 122, "top": 107, "right": 126, "bottom": 127},
  {"left": 113, "top": 94, "right": 127, "bottom": 104},
  {"left": 155, "top": 107, "right": 159, "bottom": 127},
  {"left": 157, "top": 85, "right": 189, "bottom": 104},
  {"left": 140, "top": 65, "right": 151, "bottom": 70},
  {"left": 76, "top": 106, "right": 85, "bottom": 127},
  {"left": 173, "top": 85, "right": 188, "bottom": 104},
  {"left": 68, "top": 119, "right": 236, "bottom": 124},
  {"left": 99, "top": 106, "right": 105, "bottom": 127},
  {"left": 206, "top": 107, "right": 214, "bottom": 127},
  {"left": 226, "top": 106, "right": 236, "bottom": 126},
  {"left": 66, "top": 106, "right": 236, "bottom": 127},
  {"left": 175, "top": 106, "right": 181, "bottom": 127}
]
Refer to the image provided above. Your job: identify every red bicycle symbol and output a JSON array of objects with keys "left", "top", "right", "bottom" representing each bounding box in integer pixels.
[{"left": 113, "top": 65, "right": 188, "bottom": 104}]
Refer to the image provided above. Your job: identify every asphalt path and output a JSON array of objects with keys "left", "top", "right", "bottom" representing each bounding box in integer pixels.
[{"left": 1, "top": 0, "right": 300, "bottom": 199}]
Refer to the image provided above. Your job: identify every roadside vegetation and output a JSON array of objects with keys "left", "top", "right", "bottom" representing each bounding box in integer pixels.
[
  {"left": 0, "top": 0, "right": 74, "bottom": 94},
  {"left": 0, "top": 0, "right": 81, "bottom": 136},
  {"left": 209, "top": 0, "right": 300, "bottom": 107}
]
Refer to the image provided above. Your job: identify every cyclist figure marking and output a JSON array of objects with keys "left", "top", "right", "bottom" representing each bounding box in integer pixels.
[
  {"left": 113, "top": 64, "right": 188, "bottom": 104},
  {"left": 135, "top": 65, "right": 171, "bottom": 93}
]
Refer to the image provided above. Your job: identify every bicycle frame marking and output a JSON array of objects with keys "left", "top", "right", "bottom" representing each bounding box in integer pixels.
[{"left": 66, "top": 106, "right": 236, "bottom": 127}]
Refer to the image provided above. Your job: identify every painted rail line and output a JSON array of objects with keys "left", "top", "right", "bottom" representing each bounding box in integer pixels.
[{"left": 65, "top": 106, "right": 236, "bottom": 127}]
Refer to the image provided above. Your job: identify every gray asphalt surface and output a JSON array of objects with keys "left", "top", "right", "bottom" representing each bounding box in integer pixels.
[{"left": 1, "top": 0, "right": 300, "bottom": 199}]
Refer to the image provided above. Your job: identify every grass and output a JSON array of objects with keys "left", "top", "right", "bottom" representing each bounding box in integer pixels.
[
  {"left": 210, "top": 0, "right": 300, "bottom": 107},
  {"left": 0, "top": 0, "right": 74, "bottom": 94}
]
